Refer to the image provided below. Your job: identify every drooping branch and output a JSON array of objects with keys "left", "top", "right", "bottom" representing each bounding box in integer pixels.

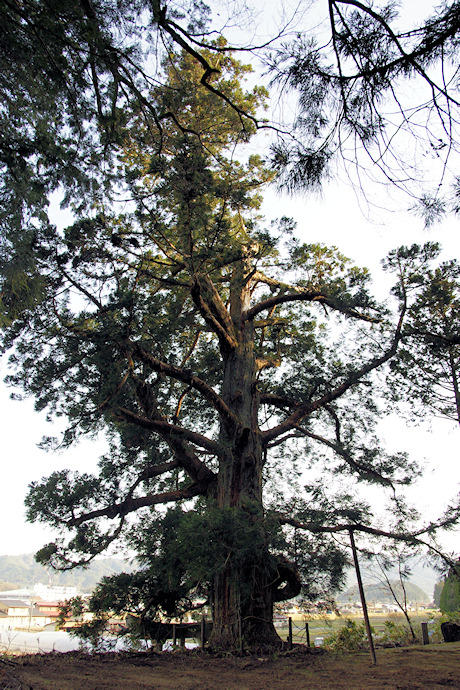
[
  {"left": 332, "top": 0, "right": 460, "bottom": 108},
  {"left": 292, "top": 424, "right": 395, "bottom": 488},
  {"left": 277, "top": 515, "right": 457, "bottom": 566}
]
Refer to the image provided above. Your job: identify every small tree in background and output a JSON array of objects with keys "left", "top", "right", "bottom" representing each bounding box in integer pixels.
[
  {"left": 434, "top": 580, "right": 444, "bottom": 608},
  {"left": 440, "top": 561, "right": 460, "bottom": 614},
  {"left": 369, "top": 548, "right": 418, "bottom": 640}
]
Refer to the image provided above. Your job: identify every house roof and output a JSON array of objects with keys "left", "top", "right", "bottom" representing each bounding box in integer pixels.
[{"left": 0, "top": 600, "right": 48, "bottom": 617}]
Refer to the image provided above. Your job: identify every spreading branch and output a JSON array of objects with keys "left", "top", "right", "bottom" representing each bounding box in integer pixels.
[
  {"left": 69, "top": 485, "right": 206, "bottom": 528},
  {"left": 246, "top": 289, "right": 378, "bottom": 323},
  {"left": 132, "top": 342, "right": 238, "bottom": 426},
  {"left": 278, "top": 515, "right": 457, "bottom": 566},
  {"left": 117, "top": 406, "right": 222, "bottom": 457},
  {"left": 292, "top": 424, "right": 395, "bottom": 488},
  {"left": 263, "top": 306, "right": 406, "bottom": 444}
]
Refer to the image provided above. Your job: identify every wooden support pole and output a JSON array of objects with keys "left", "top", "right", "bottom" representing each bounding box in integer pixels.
[
  {"left": 172, "top": 623, "right": 177, "bottom": 646},
  {"left": 349, "top": 529, "right": 377, "bottom": 666},
  {"left": 288, "top": 617, "right": 293, "bottom": 650}
]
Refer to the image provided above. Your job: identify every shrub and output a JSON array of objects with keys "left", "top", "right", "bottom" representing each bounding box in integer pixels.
[
  {"left": 377, "top": 620, "right": 418, "bottom": 647},
  {"left": 324, "top": 619, "right": 368, "bottom": 652}
]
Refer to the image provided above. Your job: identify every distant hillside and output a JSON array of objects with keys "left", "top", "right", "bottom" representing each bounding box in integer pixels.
[
  {"left": 0, "top": 553, "right": 132, "bottom": 592},
  {"left": 344, "top": 559, "right": 442, "bottom": 603},
  {"left": 338, "top": 580, "right": 429, "bottom": 604}
]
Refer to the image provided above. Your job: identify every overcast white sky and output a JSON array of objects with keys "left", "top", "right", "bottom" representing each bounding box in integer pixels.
[{"left": 1, "top": 0, "right": 459, "bottom": 560}]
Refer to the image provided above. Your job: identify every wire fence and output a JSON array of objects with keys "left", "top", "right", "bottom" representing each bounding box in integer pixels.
[
  {"left": 166, "top": 613, "right": 437, "bottom": 651},
  {"left": 275, "top": 615, "right": 435, "bottom": 650}
]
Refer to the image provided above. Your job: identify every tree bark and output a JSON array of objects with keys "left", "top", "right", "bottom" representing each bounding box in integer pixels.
[
  {"left": 211, "top": 552, "right": 281, "bottom": 649},
  {"left": 208, "top": 265, "right": 282, "bottom": 649}
]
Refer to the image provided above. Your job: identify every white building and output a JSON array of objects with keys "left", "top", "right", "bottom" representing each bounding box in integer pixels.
[{"left": 33, "top": 583, "right": 78, "bottom": 602}]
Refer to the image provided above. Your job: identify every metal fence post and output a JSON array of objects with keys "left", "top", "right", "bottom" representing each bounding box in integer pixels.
[
  {"left": 305, "top": 622, "right": 310, "bottom": 647},
  {"left": 288, "top": 617, "right": 293, "bottom": 650}
]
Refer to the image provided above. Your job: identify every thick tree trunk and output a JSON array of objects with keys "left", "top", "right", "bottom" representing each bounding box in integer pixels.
[
  {"left": 211, "top": 553, "right": 281, "bottom": 649},
  {"left": 209, "top": 410, "right": 281, "bottom": 646},
  {"left": 208, "top": 268, "right": 282, "bottom": 649}
]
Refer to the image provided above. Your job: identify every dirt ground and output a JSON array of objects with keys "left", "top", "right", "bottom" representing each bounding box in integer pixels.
[{"left": 1, "top": 642, "right": 460, "bottom": 690}]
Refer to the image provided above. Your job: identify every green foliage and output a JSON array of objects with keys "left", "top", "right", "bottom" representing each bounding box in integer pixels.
[
  {"left": 72, "top": 618, "right": 117, "bottom": 652},
  {"left": 384, "top": 245, "right": 460, "bottom": 425},
  {"left": 425, "top": 612, "right": 460, "bottom": 644},
  {"left": 434, "top": 581, "right": 444, "bottom": 609},
  {"left": 63, "top": 503, "right": 348, "bottom": 629},
  {"left": 59, "top": 596, "right": 118, "bottom": 651},
  {"left": 324, "top": 619, "right": 369, "bottom": 652},
  {"left": 378, "top": 620, "right": 419, "bottom": 647},
  {"left": 440, "top": 565, "right": 460, "bottom": 614},
  {"left": 269, "top": 2, "right": 460, "bottom": 214}
]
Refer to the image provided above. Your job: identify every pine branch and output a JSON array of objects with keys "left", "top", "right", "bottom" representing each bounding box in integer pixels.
[{"left": 333, "top": 0, "right": 460, "bottom": 108}]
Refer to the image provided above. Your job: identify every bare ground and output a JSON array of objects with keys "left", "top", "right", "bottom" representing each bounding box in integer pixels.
[{"left": 1, "top": 642, "right": 460, "bottom": 690}]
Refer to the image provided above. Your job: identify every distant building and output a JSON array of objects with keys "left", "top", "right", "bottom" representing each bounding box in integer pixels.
[
  {"left": 0, "top": 584, "right": 78, "bottom": 603},
  {"left": 33, "top": 583, "right": 77, "bottom": 601},
  {"left": 0, "top": 599, "right": 49, "bottom": 629},
  {"left": 0, "top": 589, "right": 32, "bottom": 600}
]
